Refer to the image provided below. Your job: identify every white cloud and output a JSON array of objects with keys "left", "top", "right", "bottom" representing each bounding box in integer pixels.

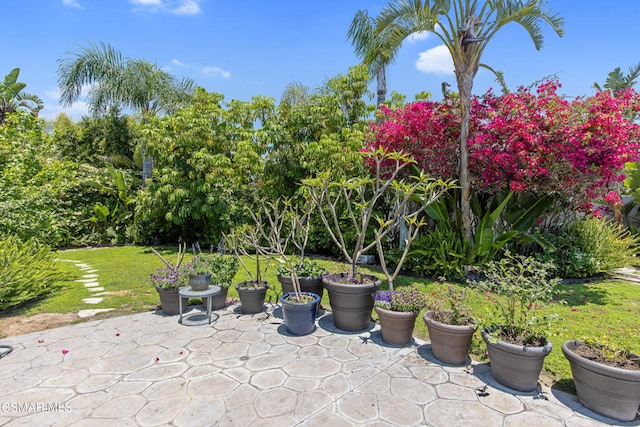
[
  {"left": 130, "top": 0, "right": 162, "bottom": 5},
  {"left": 416, "top": 44, "right": 454, "bottom": 75},
  {"left": 62, "top": 0, "right": 82, "bottom": 8},
  {"left": 408, "top": 31, "right": 430, "bottom": 43},
  {"left": 40, "top": 87, "right": 89, "bottom": 121},
  {"left": 172, "top": 0, "right": 200, "bottom": 15},
  {"left": 203, "top": 66, "right": 231, "bottom": 80},
  {"left": 170, "top": 60, "right": 231, "bottom": 80},
  {"left": 129, "top": 0, "right": 201, "bottom": 15}
]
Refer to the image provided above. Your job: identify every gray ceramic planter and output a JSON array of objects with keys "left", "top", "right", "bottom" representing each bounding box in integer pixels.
[
  {"left": 156, "top": 286, "right": 188, "bottom": 316},
  {"left": 481, "top": 327, "right": 552, "bottom": 392},
  {"left": 277, "top": 275, "right": 324, "bottom": 301},
  {"left": 235, "top": 281, "right": 269, "bottom": 314},
  {"left": 424, "top": 311, "right": 477, "bottom": 365},
  {"left": 322, "top": 273, "right": 381, "bottom": 332},
  {"left": 375, "top": 306, "right": 417, "bottom": 346},
  {"left": 562, "top": 340, "right": 640, "bottom": 422}
]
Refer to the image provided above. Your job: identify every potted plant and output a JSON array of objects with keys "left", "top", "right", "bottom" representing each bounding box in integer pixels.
[
  {"left": 373, "top": 285, "right": 428, "bottom": 346},
  {"left": 274, "top": 198, "right": 326, "bottom": 302},
  {"left": 150, "top": 244, "right": 189, "bottom": 315},
  {"left": 302, "top": 147, "right": 453, "bottom": 332},
  {"left": 225, "top": 225, "right": 272, "bottom": 314},
  {"left": 469, "top": 252, "right": 559, "bottom": 392},
  {"left": 277, "top": 258, "right": 325, "bottom": 302},
  {"left": 423, "top": 285, "right": 477, "bottom": 365},
  {"left": 233, "top": 199, "right": 321, "bottom": 334},
  {"left": 562, "top": 339, "right": 640, "bottom": 421},
  {"left": 188, "top": 254, "right": 213, "bottom": 291},
  {"left": 201, "top": 252, "right": 240, "bottom": 310}
]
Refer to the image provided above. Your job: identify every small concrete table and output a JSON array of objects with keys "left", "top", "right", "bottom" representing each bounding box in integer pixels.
[{"left": 178, "top": 285, "right": 221, "bottom": 325}]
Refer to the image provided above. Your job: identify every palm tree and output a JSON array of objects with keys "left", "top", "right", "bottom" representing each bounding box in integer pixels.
[
  {"left": 347, "top": 9, "right": 400, "bottom": 106},
  {"left": 377, "top": 0, "right": 564, "bottom": 242},
  {"left": 0, "top": 68, "right": 43, "bottom": 125},
  {"left": 57, "top": 41, "right": 196, "bottom": 117},
  {"left": 58, "top": 42, "right": 197, "bottom": 184},
  {"left": 594, "top": 62, "right": 640, "bottom": 93}
]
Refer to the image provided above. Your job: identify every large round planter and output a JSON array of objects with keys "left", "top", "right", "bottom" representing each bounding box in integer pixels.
[
  {"left": 375, "top": 306, "right": 417, "bottom": 346},
  {"left": 424, "top": 311, "right": 477, "bottom": 365},
  {"left": 481, "top": 327, "right": 552, "bottom": 392},
  {"left": 189, "top": 274, "right": 211, "bottom": 291},
  {"left": 278, "top": 275, "right": 324, "bottom": 301},
  {"left": 322, "top": 273, "right": 381, "bottom": 332},
  {"left": 210, "top": 286, "right": 229, "bottom": 310},
  {"left": 235, "top": 281, "right": 269, "bottom": 314},
  {"left": 155, "top": 286, "right": 188, "bottom": 316},
  {"left": 562, "top": 340, "right": 640, "bottom": 422},
  {"left": 280, "top": 292, "right": 320, "bottom": 336}
]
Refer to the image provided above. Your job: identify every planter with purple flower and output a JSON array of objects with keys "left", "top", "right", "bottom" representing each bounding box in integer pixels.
[
  {"left": 150, "top": 244, "right": 189, "bottom": 315},
  {"left": 374, "top": 286, "right": 428, "bottom": 346}
]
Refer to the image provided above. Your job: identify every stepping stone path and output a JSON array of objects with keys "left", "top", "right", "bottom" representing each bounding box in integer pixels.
[{"left": 66, "top": 261, "right": 115, "bottom": 318}]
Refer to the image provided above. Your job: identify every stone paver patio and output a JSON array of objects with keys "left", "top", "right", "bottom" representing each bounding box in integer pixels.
[{"left": 0, "top": 303, "right": 637, "bottom": 426}]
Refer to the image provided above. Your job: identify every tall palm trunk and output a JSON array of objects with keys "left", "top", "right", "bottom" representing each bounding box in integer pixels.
[
  {"left": 457, "top": 67, "right": 476, "bottom": 243},
  {"left": 376, "top": 56, "right": 387, "bottom": 106}
]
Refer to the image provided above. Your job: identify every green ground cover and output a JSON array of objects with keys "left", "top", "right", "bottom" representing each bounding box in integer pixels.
[{"left": 10, "top": 246, "right": 640, "bottom": 392}]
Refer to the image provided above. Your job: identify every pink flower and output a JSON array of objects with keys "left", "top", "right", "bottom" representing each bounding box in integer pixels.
[
  {"left": 62, "top": 349, "right": 69, "bottom": 355},
  {"left": 115, "top": 333, "right": 120, "bottom": 337},
  {"left": 603, "top": 191, "right": 623, "bottom": 207}
]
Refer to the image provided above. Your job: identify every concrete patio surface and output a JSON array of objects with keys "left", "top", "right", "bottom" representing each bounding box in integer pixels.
[{"left": 0, "top": 303, "right": 637, "bottom": 426}]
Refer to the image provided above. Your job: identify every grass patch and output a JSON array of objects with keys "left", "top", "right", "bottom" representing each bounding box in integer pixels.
[{"left": 5, "top": 245, "right": 639, "bottom": 392}]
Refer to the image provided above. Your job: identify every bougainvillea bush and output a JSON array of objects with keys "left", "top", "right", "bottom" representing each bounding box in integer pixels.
[
  {"left": 470, "top": 82, "right": 640, "bottom": 206},
  {"left": 365, "top": 81, "right": 640, "bottom": 275},
  {"left": 367, "top": 80, "right": 640, "bottom": 209}
]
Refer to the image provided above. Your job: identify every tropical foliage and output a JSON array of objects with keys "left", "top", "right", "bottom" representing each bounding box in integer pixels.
[
  {"left": 0, "top": 236, "right": 68, "bottom": 310},
  {"left": 0, "top": 68, "right": 43, "bottom": 125}
]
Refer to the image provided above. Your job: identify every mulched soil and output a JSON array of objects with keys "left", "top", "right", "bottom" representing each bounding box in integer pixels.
[{"left": 574, "top": 342, "right": 640, "bottom": 370}]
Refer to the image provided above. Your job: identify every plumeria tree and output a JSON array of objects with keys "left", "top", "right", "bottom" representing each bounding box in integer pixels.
[{"left": 302, "top": 146, "right": 455, "bottom": 289}]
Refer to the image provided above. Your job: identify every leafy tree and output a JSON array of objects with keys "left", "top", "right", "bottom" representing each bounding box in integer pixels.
[
  {"left": 0, "top": 68, "right": 43, "bottom": 125},
  {"left": 57, "top": 42, "right": 196, "bottom": 117},
  {"left": 0, "top": 112, "right": 109, "bottom": 246},
  {"left": 262, "top": 66, "right": 374, "bottom": 199},
  {"left": 376, "top": 0, "right": 564, "bottom": 243},
  {"left": 134, "top": 89, "right": 265, "bottom": 244},
  {"left": 52, "top": 110, "right": 135, "bottom": 168}
]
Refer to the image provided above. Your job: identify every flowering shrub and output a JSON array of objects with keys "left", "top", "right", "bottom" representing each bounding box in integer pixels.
[
  {"left": 471, "top": 82, "right": 640, "bottom": 203},
  {"left": 366, "top": 80, "right": 640, "bottom": 209},
  {"left": 366, "top": 101, "right": 460, "bottom": 179},
  {"left": 374, "top": 286, "right": 428, "bottom": 313},
  {"left": 150, "top": 264, "right": 189, "bottom": 289}
]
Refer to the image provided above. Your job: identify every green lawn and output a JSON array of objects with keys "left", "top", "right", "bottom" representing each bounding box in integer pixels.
[{"left": 11, "top": 245, "right": 640, "bottom": 392}]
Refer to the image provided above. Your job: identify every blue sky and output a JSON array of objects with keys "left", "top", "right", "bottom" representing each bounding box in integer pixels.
[{"left": 4, "top": 0, "right": 640, "bottom": 120}]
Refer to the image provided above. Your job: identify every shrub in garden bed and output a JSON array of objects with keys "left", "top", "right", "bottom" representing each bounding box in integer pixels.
[
  {"left": 0, "top": 236, "right": 69, "bottom": 310},
  {"left": 536, "top": 217, "right": 639, "bottom": 278}
]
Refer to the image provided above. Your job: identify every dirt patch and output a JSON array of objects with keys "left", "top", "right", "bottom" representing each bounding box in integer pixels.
[{"left": 0, "top": 313, "right": 80, "bottom": 339}]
